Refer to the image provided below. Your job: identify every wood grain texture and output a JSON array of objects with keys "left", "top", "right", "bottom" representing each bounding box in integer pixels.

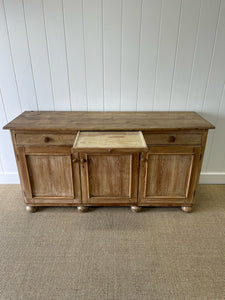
[
  {"left": 15, "top": 132, "right": 76, "bottom": 146},
  {"left": 16, "top": 146, "right": 81, "bottom": 204},
  {"left": 3, "top": 111, "right": 215, "bottom": 131},
  {"left": 80, "top": 152, "right": 139, "bottom": 204},
  {"left": 143, "top": 133, "right": 202, "bottom": 145},
  {"left": 139, "top": 146, "right": 201, "bottom": 205},
  {"left": 88, "top": 154, "right": 131, "bottom": 197},
  {"left": 73, "top": 131, "right": 147, "bottom": 150},
  {"left": 146, "top": 154, "right": 193, "bottom": 197},
  {"left": 4, "top": 112, "right": 213, "bottom": 207},
  {"left": 26, "top": 154, "right": 73, "bottom": 197}
]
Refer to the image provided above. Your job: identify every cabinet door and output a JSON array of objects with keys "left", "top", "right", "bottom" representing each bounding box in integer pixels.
[
  {"left": 139, "top": 146, "right": 201, "bottom": 205},
  {"left": 80, "top": 152, "right": 139, "bottom": 205},
  {"left": 17, "top": 147, "right": 81, "bottom": 205}
]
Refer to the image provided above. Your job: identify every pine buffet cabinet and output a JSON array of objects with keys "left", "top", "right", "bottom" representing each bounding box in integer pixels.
[{"left": 3, "top": 111, "right": 214, "bottom": 213}]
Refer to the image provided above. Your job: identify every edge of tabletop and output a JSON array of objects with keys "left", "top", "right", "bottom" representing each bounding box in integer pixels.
[{"left": 2, "top": 110, "right": 216, "bottom": 131}]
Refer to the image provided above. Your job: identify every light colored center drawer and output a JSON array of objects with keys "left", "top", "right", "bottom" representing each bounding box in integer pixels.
[
  {"left": 15, "top": 133, "right": 76, "bottom": 146},
  {"left": 143, "top": 133, "right": 202, "bottom": 145}
]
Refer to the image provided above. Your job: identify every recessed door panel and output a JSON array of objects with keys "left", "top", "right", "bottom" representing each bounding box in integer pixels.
[
  {"left": 80, "top": 153, "right": 139, "bottom": 204},
  {"left": 146, "top": 154, "right": 193, "bottom": 198},
  {"left": 139, "top": 146, "right": 201, "bottom": 205},
  {"left": 26, "top": 155, "right": 73, "bottom": 197},
  {"left": 17, "top": 147, "right": 81, "bottom": 204},
  {"left": 88, "top": 154, "right": 131, "bottom": 197}
]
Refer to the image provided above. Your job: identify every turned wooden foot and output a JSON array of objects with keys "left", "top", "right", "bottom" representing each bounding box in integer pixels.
[
  {"left": 131, "top": 206, "right": 142, "bottom": 213},
  {"left": 26, "top": 205, "right": 38, "bottom": 213},
  {"left": 77, "top": 206, "right": 89, "bottom": 213},
  {"left": 181, "top": 206, "right": 193, "bottom": 213}
]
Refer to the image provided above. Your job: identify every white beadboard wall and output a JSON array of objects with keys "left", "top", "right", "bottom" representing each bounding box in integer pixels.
[{"left": 0, "top": 0, "right": 225, "bottom": 184}]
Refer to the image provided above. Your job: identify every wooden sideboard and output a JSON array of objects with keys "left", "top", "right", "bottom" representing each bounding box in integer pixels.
[{"left": 3, "top": 111, "right": 215, "bottom": 213}]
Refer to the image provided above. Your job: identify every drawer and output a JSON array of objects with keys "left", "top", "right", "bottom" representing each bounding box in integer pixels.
[
  {"left": 15, "top": 133, "right": 76, "bottom": 146},
  {"left": 143, "top": 133, "right": 202, "bottom": 145},
  {"left": 73, "top": 131, "right": 147, "bottom": 152}
]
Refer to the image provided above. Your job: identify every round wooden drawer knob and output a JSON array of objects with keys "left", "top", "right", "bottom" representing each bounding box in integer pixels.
[
  {"left": 44, "top": 136, "right": 50, "bottom": 143},
  {"left": 168, "top": 136, "right": 176, "bottom": 142},
  {"left": 72, "top": 158, "right": 79, "bottom": 163},
  {"left": 80, "top": 158, "right": 87, "bottom": 163}
]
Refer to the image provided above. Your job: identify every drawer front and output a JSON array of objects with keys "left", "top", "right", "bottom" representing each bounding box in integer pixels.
[
  {"left": 15, "top": 133, "right": 76, "bottom": 146},
  {"left": 143, "top": 133, "right": 202, "bottom": 145}
]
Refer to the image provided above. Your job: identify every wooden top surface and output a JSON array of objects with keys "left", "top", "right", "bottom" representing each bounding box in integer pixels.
[
  {"left": 3, "top": 111, "right": 215, "bottom": 131},
  {"left": 73, "top": 131, "right": 147, "bottom": 150}
]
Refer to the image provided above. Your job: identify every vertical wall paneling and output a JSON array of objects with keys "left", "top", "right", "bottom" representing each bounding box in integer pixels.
[
  {"left": 0, "top": 90, "right": 6, "bottom": 172},
  {"left": 0, "top": 158, "right": 3, "bottom": 173},
  {"left": 186, "top": 0, "right": 221, "bottom": 111},
  {"left": 23, "top": 0, "right": 54, "bottom": 110},
  {"left": 0, "top": 0, "right": 22, "bottom": 120},
  {"left": 137, "top": 0, "right": 162, "bottom": 111},
  {"left": 0, "top": 1, "right": 21, "bottom": 175},
  {"left": 83, "top": 0, "right": 103, "bottom": 111},
  {"left": 103, "top": 0, "right": 122, "bottom": 111},
  {"left": 3, "top": 0, "right": 38, "bottom": 110},
  {"left": 1, "top": 0, "right": 225, "bottom": 183},
  {"left": 201, "top": 0, "right": 225, "bottom": 172},
  {"left": 0, "top": 90, "right": 17, "bottom": 172},
  {"left": 169, "top": 0, "right": 201, "bottom": 110},
  {"left": 121, "top": 0, "right": 142, "bottom": 110},
  {"left": 153, "top": 0, "right": 182, "bottom": 110},
  {"left": 43, "top": 0, "right": 71, "bottom": 110},
  {"left": 63, "top": 0, "right": 87, "bottom": 110},
  {"left": 207, "top": 84, "right": 225, "bottom": 172}
]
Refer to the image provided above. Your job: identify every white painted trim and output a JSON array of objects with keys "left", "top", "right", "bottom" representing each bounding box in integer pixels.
[
  {"left": 1, "top": 172, "right": 225, "bottom": 185},
  {"left": 0, "top": 172, "right": 20, "bottom": 184},
  {"left": 200, "top": 172, "right": 225, "bottom": 184}
]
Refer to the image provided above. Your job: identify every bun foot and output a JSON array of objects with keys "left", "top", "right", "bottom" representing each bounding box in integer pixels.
[
  {"left": 181, "top": 206, "right": 193, "bottom": 213},
  {"left": 77, "top": 206, "right": 89, "bottom": 213},
  {"left": 26, "top": 205, "right": 38, "bottom": 213},
  {"left": 131, "top": 206, "right": 142, "bottom": 213}
]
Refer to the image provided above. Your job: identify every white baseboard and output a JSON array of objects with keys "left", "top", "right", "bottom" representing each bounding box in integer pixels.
[
  {"left": 0, "top": 172, "right": 20, "bottom": 184},
  {"left": 199, "top": 173, "right": 225, "bottom": 184},
  {"left": 0, "top": 172, "right": 225, "bottom": 184}
]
